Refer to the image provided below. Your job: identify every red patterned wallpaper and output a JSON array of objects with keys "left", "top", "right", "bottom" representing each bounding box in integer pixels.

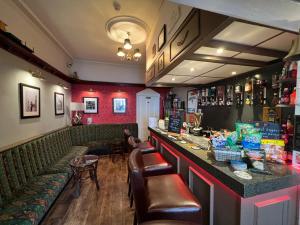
[{"left": 71, "top": 84, "right": 170, "bottom": 124}]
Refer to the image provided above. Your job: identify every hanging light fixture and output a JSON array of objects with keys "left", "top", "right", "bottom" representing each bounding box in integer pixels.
[
  {"left": 116, "top": 32, "right": 142, "bottom": 61},
  {"left": 133, "top": 48, "right": 141, "bottom": 60},
  {"left": 284, "top": 29, "right": 300, "bottom": 61},
  {"left": 117, "top": 47, "right": 125, "bottom": 57}
]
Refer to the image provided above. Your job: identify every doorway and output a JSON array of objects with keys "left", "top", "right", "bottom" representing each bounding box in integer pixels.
[{"left": 136, "top": 89, "right": 160, "bottom": 141}]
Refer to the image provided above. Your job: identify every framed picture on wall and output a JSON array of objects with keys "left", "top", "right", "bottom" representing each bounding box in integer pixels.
[
  {"left": 19, "top": 83, "right": 40, "bottom": 119},
  {"left": 54, "top": 92, "right": 64, "bottom": 115},
  {"left": 113, "top": 98, "right": 127, "bottom": 113},
  {"left": 187, "top": 89, "right": 199, "bottom": 113},
  {"left": 158, "top": 24, "right": 166, "bottom": 51},
  {"left": 83, "top": 97, "right": 98, "bottom": 114}
]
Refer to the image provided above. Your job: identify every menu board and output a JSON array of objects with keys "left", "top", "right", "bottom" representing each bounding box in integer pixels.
[
  {"left": 168, "top": 115, "right": 182, "bottom": 134},
  {"left": 294, "top": 116, "right": 300, "bottom": 150},
  {"left": 253, "top": 121, "right": 281, "bottom": 139}
]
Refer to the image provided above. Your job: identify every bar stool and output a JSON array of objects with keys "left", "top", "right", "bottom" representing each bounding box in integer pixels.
[
  {"left": 129, "top": 149, "right": 202, "bottom": 225},
  {"left": 140, "top": 220, "right": 200, "bottom": 225},
  {"left": 128, "top": 136, "right": 156, "bottom": 154},
  {"left": 128, "top": 148, "right": 174, "bottom": 207}
]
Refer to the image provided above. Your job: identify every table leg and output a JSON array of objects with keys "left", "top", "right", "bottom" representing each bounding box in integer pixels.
[{"left": 93, "top": 167, "right": 100, "bottom": 190}]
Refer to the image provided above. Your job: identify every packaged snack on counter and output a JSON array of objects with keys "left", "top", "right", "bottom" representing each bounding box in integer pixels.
[
  {"left": 227, "top": 131, "right": 238, "bottom": 146},
  {"left": 235, "top": 123, "right": 254, "bottom": 141},
  {"left": 242, "top": 129, "right": 262, "bottom": 150},
  {"left": 261, "top": 139, "right": 287, "bottom": 164},
  {"left": 211, "top": 135, "right": 226, "bottom": 148},
  {"left": 246, "top": 150, "right": 266, "bottom": 171}
]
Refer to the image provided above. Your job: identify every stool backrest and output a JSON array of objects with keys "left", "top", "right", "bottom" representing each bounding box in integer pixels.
[{"left": 128, "top": 149, "right": 148, "bottom": 217}]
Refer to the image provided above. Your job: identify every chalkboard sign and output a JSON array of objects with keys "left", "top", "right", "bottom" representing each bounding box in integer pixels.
[
  {"left": 294, "top": 116, "right": 300, "bottom": 150},
  {"left": 253, "top": 121, "right": 281, "bottom": 139},
  {"left": 168, "top": 115, "right": 182, "bottom": 134}
]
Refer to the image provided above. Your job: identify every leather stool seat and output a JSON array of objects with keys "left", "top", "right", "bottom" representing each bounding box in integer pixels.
[
  {"left": 138, "top": 141, "right": 156, "bottom": 154},
  {"left": 129, "top": 149, "right": 202, "bottom": 225},
  {"left": 140, "top": 220, "right": 200, "bottom": 225},
  {"left": 144, "top": 174, "right": 201, "bottom": 222},
  {"left": 142, "top": 152, "right": 173, "bottom": 176}
]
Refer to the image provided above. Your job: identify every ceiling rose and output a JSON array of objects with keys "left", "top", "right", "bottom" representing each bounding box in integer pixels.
[{"left": 106, "top": 16, "right": 148, "bottom": 44}]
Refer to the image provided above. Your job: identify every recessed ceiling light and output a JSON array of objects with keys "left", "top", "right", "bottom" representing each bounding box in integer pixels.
[
  {"left": 171, "top": 77, "right": 176, "bottom": 81},
  {"left": 190, "top": 67, "right": 195, "bottom": 72},
  {"left": 231, "top": 71, "right": 237, "bottom": 75},
  {"left": 217, "top": 48, "right": 224, "bottom": 54}
]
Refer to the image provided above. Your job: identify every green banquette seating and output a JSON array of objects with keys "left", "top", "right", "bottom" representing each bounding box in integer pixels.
[{"left": 0, "top": 123, "right": 138, "bottom": 225}]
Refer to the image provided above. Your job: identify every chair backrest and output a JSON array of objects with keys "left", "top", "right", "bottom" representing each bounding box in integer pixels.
[
  {"left": 128, "top": 149, "right": 148, "bottom": 219},
  {"left": 123, "top": 129, "right": 131, "bottom": 151}
]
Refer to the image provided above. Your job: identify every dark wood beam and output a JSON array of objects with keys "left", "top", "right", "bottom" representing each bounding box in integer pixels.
[
  {"left": 187, "top": 54, "right": 268, "bottom": 67},
  {"left": 206, "top": 40, "right": 287, "bottom": 58}
]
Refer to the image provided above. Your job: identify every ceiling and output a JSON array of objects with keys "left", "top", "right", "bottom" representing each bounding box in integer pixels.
[
  {"left": 21, "top": 0, "right": 163, "bottom": 65},
  {"left": 156, "top": 21, "right": 297, "bottom": 85},
  {"left": 170, "top": 0, "right": 300, "bottom": 32}
]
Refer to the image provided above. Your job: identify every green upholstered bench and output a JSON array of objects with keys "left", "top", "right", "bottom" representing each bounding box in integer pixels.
[
  {"left": 0, "top": 123, "right": 138, "bottom": 225},
  {"left": 0, "top": 127, "right": 87, "bottom": 225},
  {"left": 70, "top": 123, "right": 138, "bottom": 155}
]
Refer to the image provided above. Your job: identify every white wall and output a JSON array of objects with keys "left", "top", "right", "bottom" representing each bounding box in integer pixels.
[
  {"left": 0, "top": 0, "right": 72, "bottom": 74},
  {"left": 146, "top": 2, "right": 192, "bottom": 69},
  {"left": 0, "top": 49, "right": 71, "bottom": 149},
  {"left": 72, "top": 59, "right": 145, "bottom": 84},
  {"left": 171, "top": 87, "right": 194, "bottom": 102}
]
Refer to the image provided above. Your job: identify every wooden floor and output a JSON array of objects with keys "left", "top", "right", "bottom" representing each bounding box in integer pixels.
[{"left": 41, "top": 155, "right": 134, "bottom": 225}]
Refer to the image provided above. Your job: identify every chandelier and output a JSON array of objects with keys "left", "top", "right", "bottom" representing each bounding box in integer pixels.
[{"left": 116, "top": 32, "right": 142, "bottom": 61}]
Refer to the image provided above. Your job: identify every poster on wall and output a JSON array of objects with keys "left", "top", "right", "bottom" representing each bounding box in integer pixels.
[
  {"left": 19, "top": 83, "right": 40, "bottom": 119},
  {"left": 54, "top": 92, "right": 64, "bottom": 115},
  {"left": 83, "top": 97, "right": 98, "bottom": 114},
  {"left": 113, "top": 98, "right": 127, "bottom": 113},
  {"left": 187, "top": 89, "right": 198, "bottom": 113}
]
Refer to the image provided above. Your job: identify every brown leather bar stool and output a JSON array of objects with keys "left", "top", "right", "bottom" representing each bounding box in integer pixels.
[
  {"left": 128, "top": 148, "right": 174, "bottom": 207},
  {"left": 128, "top": 135, "right": 156, "bottom": 154},
  {"left": 140, "top": 220, "right": 200, "bottom": 225},
  {"left": 129, "top": 149, "right": 202, "bottom": 225}
]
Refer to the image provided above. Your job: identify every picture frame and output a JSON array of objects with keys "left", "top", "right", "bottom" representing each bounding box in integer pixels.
[
  {"left": 113, "top": 98, "right": 127, "bottom": 114},
  {"left": 158, "top": 52, "right": 165, "bottom": 73},
  {"left": 83, "top": 97, "right": 98, "bottom": 114},
  {"left": 158, "top": 24, "right": 166, "bottom": 51},
  {"left": 187, "top": 89, "right": 199, "bottom": 113},
  {"left": 54, "top": 92, "right": 64, "bottom": 115},
  {"left": 152, "top": 43, "right": 156, "bottom": 58},
  {"left": 19, "top": 83, "right": 40, "bottom": 119}
]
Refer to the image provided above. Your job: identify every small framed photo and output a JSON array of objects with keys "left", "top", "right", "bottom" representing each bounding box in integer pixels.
[
  {"left": 20, "top": 83, "right": 40, "bottom": 119},
  {"left": 152, "top": 43, "right": 156, "bottom": 58},
  {"left": 158, "top": 52, "right": 164, "bottom": 73},
  {"left": 113, "top": 98, "right": 127, "bottom": 114},
  {"left": 158, "top": 24, "right": 166, "bottom": 51},
  {"left": 54, "top": 92, "right": 64, "bottom": 115},
  {"left": 83, "top": 97, "right": 98, "bottom": 114}
]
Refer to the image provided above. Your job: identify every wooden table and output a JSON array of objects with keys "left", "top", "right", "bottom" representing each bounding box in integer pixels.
[{"left": 70, "top": 155, "right": 99, "bottom": 197}]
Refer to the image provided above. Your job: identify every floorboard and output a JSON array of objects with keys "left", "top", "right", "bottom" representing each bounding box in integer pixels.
[{"left": 41, "top": 155, "right": 134, "bottom": 225}]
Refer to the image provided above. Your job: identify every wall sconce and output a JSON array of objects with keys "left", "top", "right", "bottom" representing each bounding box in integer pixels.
[
  {"left": 29, "top": 69, "right": 45, "bottom": 80},
  {"left": 88, "top": 88, "right": 95, "bottom": 92},
  {"left": 58, "top": 83, "right": 69, "bottom": 90}
]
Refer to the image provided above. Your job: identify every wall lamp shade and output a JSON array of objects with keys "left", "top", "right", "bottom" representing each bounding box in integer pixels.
[
  {"left": 70, "top": 102, "right": 84, "bottom": 111},
  {"left": 133, "top": 48, "right": 142, "bottom": 58},
  {"left": 284, "top": 31, "right": 300, "bottom": 61},
  {"left": 124, "top": 38, "right": 132, "bottom": 50},
  {"left": 117, "top": 47, "right": 125, "bottom": 57}
]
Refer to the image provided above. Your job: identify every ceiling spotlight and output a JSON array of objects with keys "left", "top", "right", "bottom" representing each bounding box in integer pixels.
[
  {"left": 231, "top": 71, "right": 237, "bottom": 75},
  {"left": 190, "top": 67, "right": 195, "bottom": 72},
  {"left": 217, "top": 48, "right": 224, "bottom": 54},
  {"left": 124, "top": 38, "right": 132, "bottom": 50},
  {"left": 58, "top": 83, "right": 68, "bottom": 90},
  {"left": 171, "top": 77, "right": 176, "bottom": 81},
  {"left": 117, "top": 47, "right": 125, "bottom": 57}
]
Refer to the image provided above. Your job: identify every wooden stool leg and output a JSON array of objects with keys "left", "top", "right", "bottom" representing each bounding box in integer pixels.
[
  {"left": 94, "top": 167, "right": 100, "bottom": 190},
  {"left": 130, "top": 192, "right": 134, "bottom": 208}
]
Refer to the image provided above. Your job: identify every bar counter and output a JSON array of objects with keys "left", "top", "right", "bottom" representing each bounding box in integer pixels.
[{"left": 149, "top": 127, "right": 300, "bottom": 225}]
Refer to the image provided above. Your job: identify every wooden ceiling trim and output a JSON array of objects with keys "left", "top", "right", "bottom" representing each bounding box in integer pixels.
[
  {"left": 206, "top": 39, "right": 287, "bottom": 58},
  {"left": 187, "top": 54, "right": 268, "bottom": 67}
]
